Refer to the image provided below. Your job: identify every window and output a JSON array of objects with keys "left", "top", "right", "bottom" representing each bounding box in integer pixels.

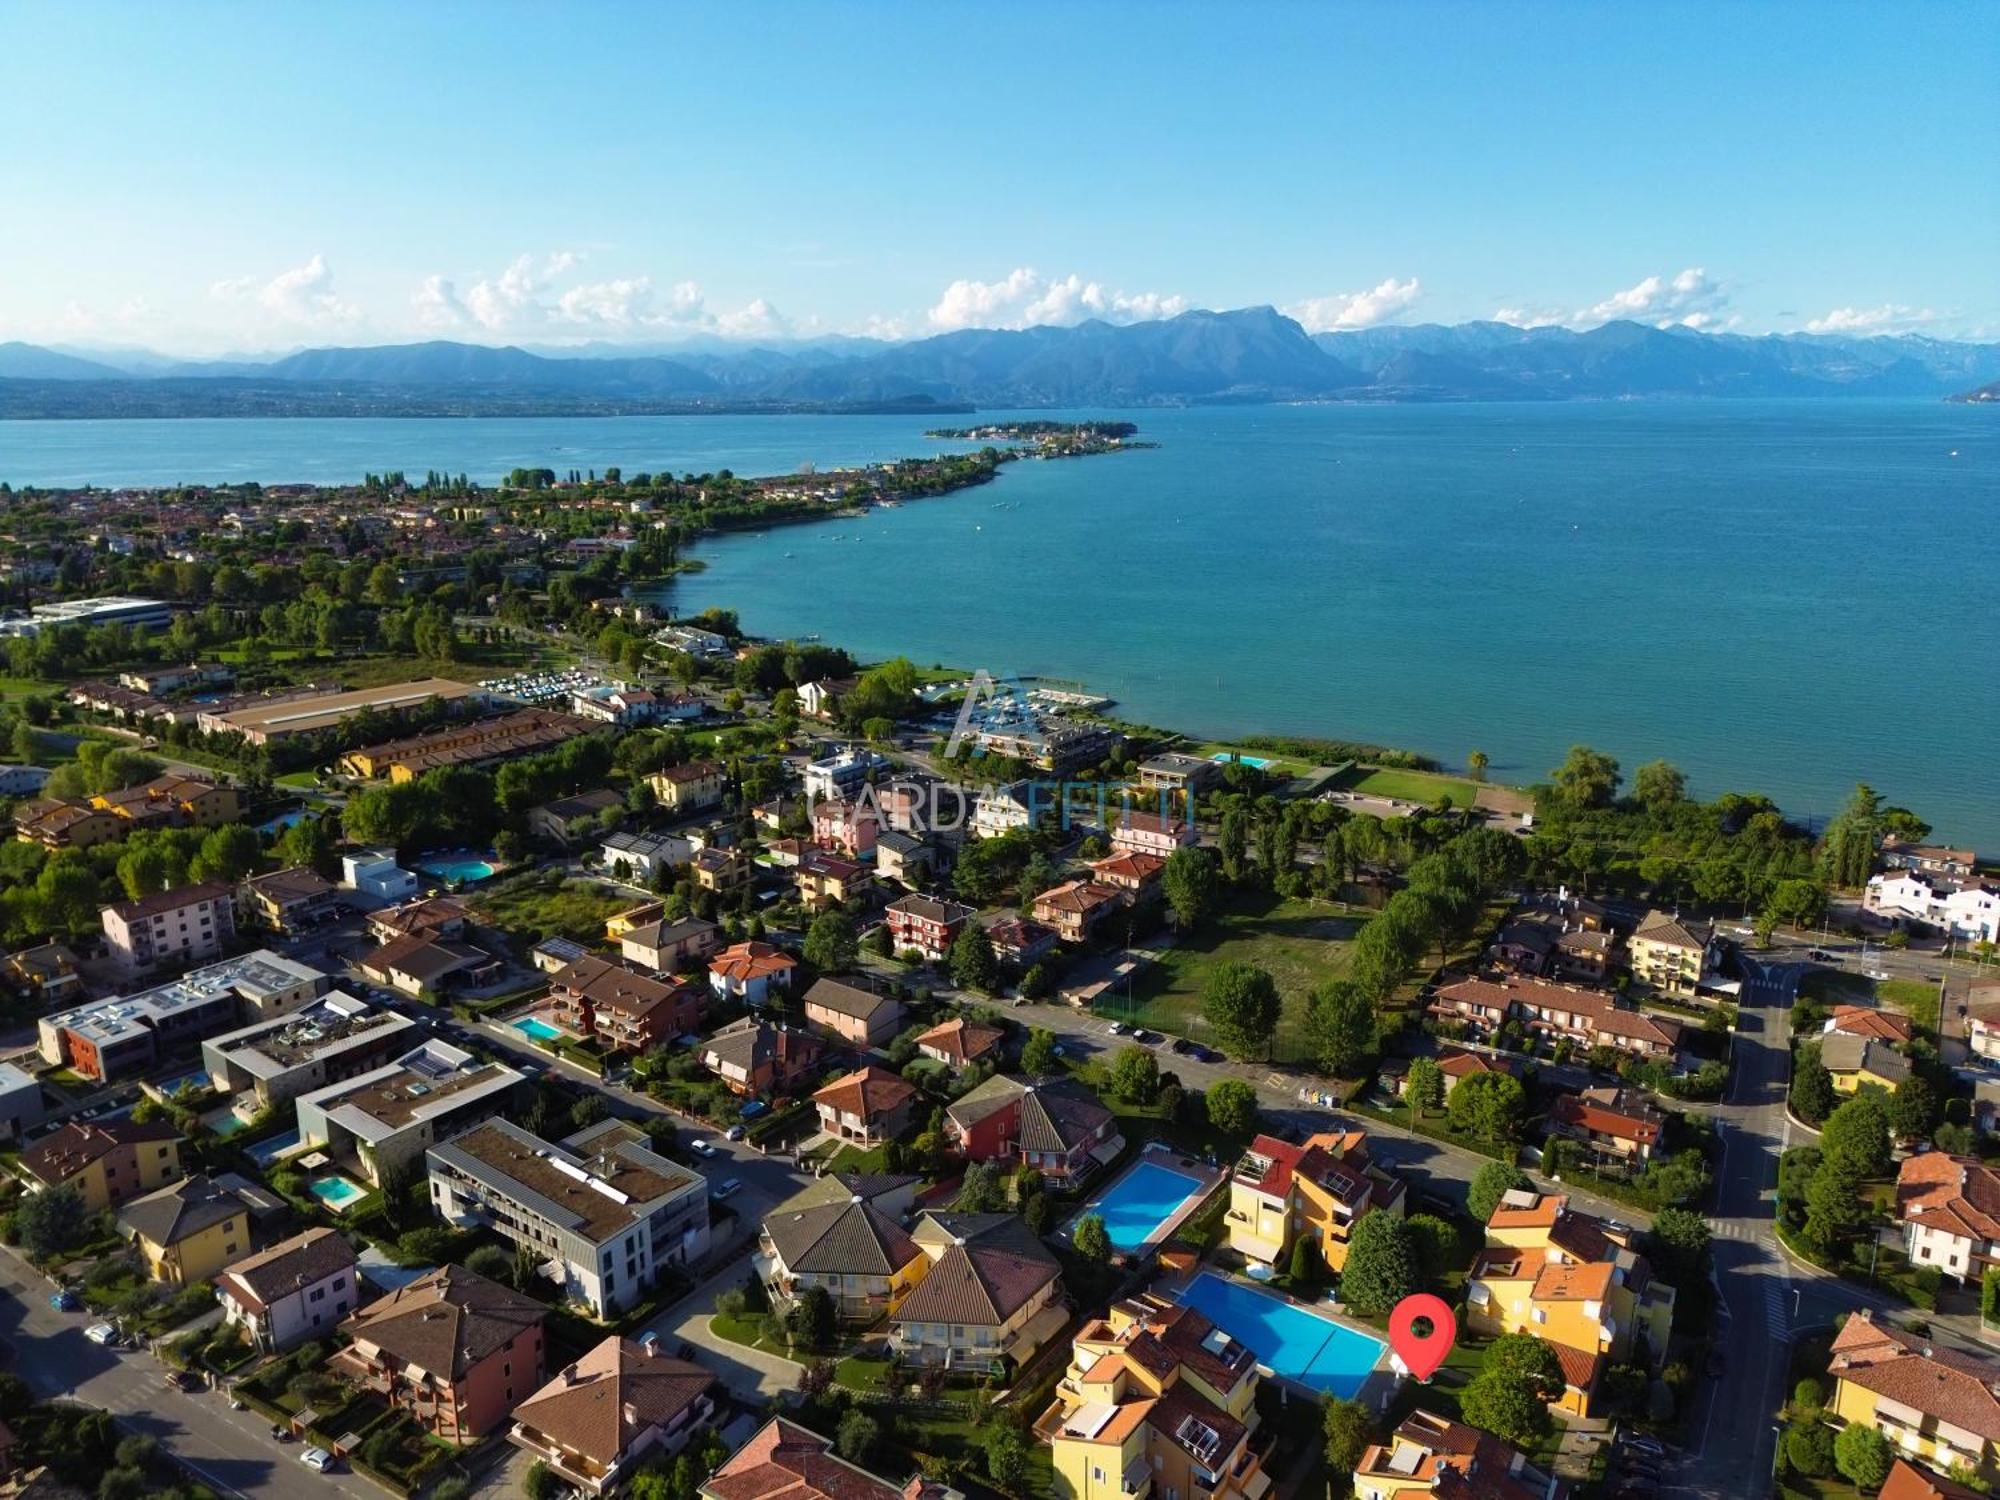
[{"left": 309, "top": 1288, "right": 325, "bottom": 1303}]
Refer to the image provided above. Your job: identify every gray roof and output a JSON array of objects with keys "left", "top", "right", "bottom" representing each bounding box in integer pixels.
[
  {"left": 1819, "top": 1031, "right": 1912, "bottom": 1084},
  {"left": 219, "top": 1227, "right": 356, "bottom": 1307},
  {"left": 762, "top": 1195, "right": 917, "bottom": 1276},
  {"left": 117, "top": 1174, "right": 247, "bottom": 1246},
  {"left": 803, "top": 977, "right": 897, "bottom": 1022}
]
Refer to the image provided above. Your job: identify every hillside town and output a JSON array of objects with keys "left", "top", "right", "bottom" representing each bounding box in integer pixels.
[{"left": 0, "top": 470, "right": 1993, "bottom": 1500}]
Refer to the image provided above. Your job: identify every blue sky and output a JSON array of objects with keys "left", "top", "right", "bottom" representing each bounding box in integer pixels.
[{"left": 5, "top": 1, "right": 1994, "bottom": 352}]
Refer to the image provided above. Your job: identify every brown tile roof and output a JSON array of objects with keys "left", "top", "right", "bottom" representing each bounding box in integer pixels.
[
  {"left": 552, "top": 954, "right": 684, "bottom": 1018},
  {"left": 1355, "top": 1410, "right": 1555, "bottom": 1500},
  {"left": 710, "top": 942, "right": 798, "bottom": 983},
  {"left": 1549, "top": 1339, "right": 1606, "bottom": 1392},
  {"left": 116, "top": 1174, "right": 246, "bottom": 1247},
  {"left": 20, "top": 1118, "right": 180, "bottom": 1187},
  {"left": 1434, "top": 974, "right": 1684, "bottom": 1050},
  {"left": 1821, "top": 1031, "right": 1912, "bottom": 1085},
  {"left": 1486, "top": 1190, "right": 1564, "bottom": 1230},
  {"left": 893, "top": 1213, "right": 1060, "bottom": 1327},
  {"left": 1633, "top": 909, "right": 1713, "bottom": 951},
  {"left": 1090, "top": 851, "right": 1165, "bottom": 884},
  {"left": 1033, "top": 879, "right": 1122, "bottom": 917},
  {"left": 239, "top": 865, "right": 337, "bottom": 903},
  {"left": 1829, "top": 1312, "right": 2000, "bottom": 1441},
  {"left": 1827, "top": 1004, "right": 1915, "bottom": 1044},
  {"left": 915, "top": 1017, "right": 1005, "bottom": 1065},
  {"left": 803, "top": 978, "right": 897, "bottom": 1022},
  {"left": 1899, "top": 1152, "right": 2000, "bottom": 1245},
  {"left": 763, "top": 1195, "right": 918, "bottom": 1276},
  {"left": 813, "top": 1066, "right": 916, "bottom": 1119},
  {"left": 1881, "top": 1459, "right": 1987, "bottom": 1500},
  {"left": 340, "top": 1264, "right": 545, "bottom": 1382},
  {"left": 1550, "top": 1088, "right": 1664, "bottom": 1148},
  {"left": 1534, "top": 1258, "right": 1614, "bottom": 1302},
  {"left": 513, "top": 1336, "right": 716, "bottom": 1468},
  {"left": 105, "top": 881, "right": 231, "bottom": 922},
  {"left": 217, "top": 1227, "right": 356, "bottom": 1312},
  {"left": 702, "top": 1418, "right": 908, "bottom": 1500}
]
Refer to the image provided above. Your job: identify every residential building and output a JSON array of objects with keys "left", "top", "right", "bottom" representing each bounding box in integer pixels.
[
  {"left": 1969, "top": 986, "right": 2000, "bottom": 1063},
  {"left": 1429, "top": 975, "right": 1685, "bottom": 1062},
  {"left": 647, "top": 760, "right": 727, "bottom": 814},
  {"left": 0, "top": 595, "right": 175, "bottom": 635},
  {"left": 1437, "top": 1049, "right": 1521, "bottom": 1095},
  {"left": 369, "top": 894, "right": 471, "bottom": 944},
  {"left": 1627, "top": 910, "right": 1725, "bottom": 999},
  {"left": 37, "top": 949, "right": 327, "bottom": 1081},
  {"left": 1038, "top": 1291, "right": 1267, "bottom": 1500},
  {"left": 708, "top": 941, "right": 798, "bottom": 1007},
  {"left": 1825, "top": 1005, "right": 1917, "bottom": 1046},
  {"left": 1090, "top": 851, "right": 1166, "bottom": 905},
  {"left": 1826, "top": 1312, "right": 2000, "bottom": 1482},
  {"left": 945, "top": 1075, "right": 1123, "bottom": 1188},
  {"left": 1490, "top": 921, "right": 1559, "bottom": 976},
  {"left": 1547, "top": 1087, "right": 1665, "bottom": 1165},
  {"left": 117, "top": 1174, "right": 251, "bottom": 1284},
  {"left": 1864, "top": 873, "right": 2000, "bottom": 945},
  {"left": 814, "top": 1066, "right": 918, "bottom": 1146},
  {"left": 691, "top": 846, "right": 753, "bottom": 895},
  {"left": 17, "top": 773, "right": 241, "bottom": 850},
  {"left": 549, "top": 955, "right": 703, "bottom": 1054},
  {"left": 1879, "top": 1460, "right": 1986, "bottom": 1500},
  {"left": 429, "top": 1118, "right": 710, "bottom": 1316},
  {"left": 1897, "top": 1152, "right": 2000, "bottom": 1284},
  {"left": 0, "top": 1063, "right": 44, "bottom": 1142},
  {"left": 1881, "top": 841, "right": 1979, "bottom": 879},
  {"left": 117, "top": 661, "right": 233, "bottom": 695},
  {"left": 811, "top": 797, "right": 879, "bottom": 858},
  {"left": 101, "top": 881, "right": 237, "bottom": 975},
  {"left": 531, "top": 936, "right": 591, "bottom": 974},
  {"left": 1822, "top": 1032, "right": 1913, "bottom": 1093},
  {"left": 207, "top": 677, "right": 480, "bottom": 746},
  {"left": 340, "top": 709, "right": 597, "bottom": 782},
  {"left": 619, "top": 915, "right": 720, "bottom": 973},
  {"left": 201, "top": 992, "right": 418, "bottom": 1110},
  {"left": 885, "top": 894, "right": 975, "bottom": 961},
  {"left": 17, "top": 1118, "right": 182, "bottom": 1211},
  {"left": 216, "top": 1227, "right": 360, "bottom": 1351},
  {"left": 702, "top": 1017, "right": 824, "bottom": 1097},
  {"left": 342, "top": 848, "right": 419, "bottom": 904},
  {"left": 528, "top": 789, "right": 625, "bottom": 848},
  {"left": 889, "top": 1210, "right": 1066, "bottom": 1370},
  {"left": 974, "top": 719, "right": 1118, "bottom": 775},
  {"left": 0, "top": 763, "right": 52, "bottom": 798},
  {"left": 13, "top": 800, "right": 123, "bottom": 850},
  {"left": 873, "top": 830, "right": 935, "bottom": 889},
  {"left": 971, "top": 784, "right": 1037, "bottom": 839},
  {"left": 1354, "top": 1410, "right": 1563, "bottom": 1500},
  {"left": 802, "top": 977, "right": 904, "bottom": 1046},
  {"left": 569, "top": 684, "right": 666, "bottom": 727},
  {"left": 986, "top": 917, "right": 1058, "bottom": 970},
  {"left": 3, "top": 941, "right": 83, "bottom": 1006},
  {"left": 802, "top": 747, "right": 891, "bottom": 802},
  {"left": 359, "top": 931, "right": 502, "bottom": 998},
  {"left": 796, "top": 678, "right": 857, "bottom": 721},
  {"left": 1465, "top": 1189, "right": 1677, "bottom": 1415},
  {"left": 1111, "top": 810, "right": 1197, "bottom": 861},
  {"left": 235, "top": 866, "right": 341, "bottom": 935},
  {"left": 1033, "top": 880, "right": 1125, "bottom": 944},
  {"left": 600, "top": 831, "right": 694, "bottom": 884},
  {"left": 1226, "top": 1130, "right": 1407, "bottom": 1272},
  {"left": 916, "top": 1017, "right": 1005, "bottom": 1068},
  {"left": 295, "top": 1039, "right": 524, "bottom": 1188},
  {"left": 701, "top": 1419, "right": 952, "bottom": 1500},
  {"left": 795, "top": 851, "right": 871, "bottom": 911},
  {"left": 1554, "top": 927, "right": 1616, "bottom": 983},
  {"left": 509, "top": 1337, "right": 721, "bottom": 1497},
  {"left": 331, "top": 1265, "right": 546, "bottom": 1442},
  {"left": 757, "top": 1188, "right": 924, "bottom": 1321},
  {"left": 1137, "top": 753, "right": 1222, "bottom": 796}
]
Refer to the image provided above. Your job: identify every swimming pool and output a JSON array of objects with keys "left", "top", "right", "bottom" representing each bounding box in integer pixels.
[
  {"left": 309, "top": 1174, "right": 369, "bottom": 1212},
  {"left": 203, "top": 1108, "right": 248, "bottom": 1139},
  {"left": 1085, "top": 1159, "right": 1206, "bottom": 1252},
  {"left": 1176, "top": 1272, "right": 1387, "bottom": 1397},
  {"left": 244, "top": 1128, "right": 303, "bottom": 1166},
  {"left": 1209, "top": 752, "right": 1274, "bottom": 770},
  {"left": 514, "top": 1017, "right": 563, "bottom": 1042},
  {"left": 418, "top": 855, "right": 495, "bottom": 883}
]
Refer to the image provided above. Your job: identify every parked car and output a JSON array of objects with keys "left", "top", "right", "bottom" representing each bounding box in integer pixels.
[
  {"left": 270, "top": 1425, "right": 294, "bottom": 1443},
  {"left": 300, "top": 1447, "right": 336, "bottom": 1472},
  {"left": 83, "top": 1323, "right": 120, "bottom": 1346},
  {"left": 1107, "top": 1021, "right": 1128, "bottom": 1035},
  {"left": 166, "top": 1370, "right": 202, "bottom": 1391},
  {"left": 1169, "top": 1037, "right": 1194, "bottom": 1055},
  {"left": 710, "top": 1178, "right": 742, "bottom": 1201},
  {"left": 690, "top": 1139, "right": 718, "bottom": 1158},
  {"left": 48, "top": 1289, "right": 78, "bottom": 1312},
  {"left": 1192, "top": 1045, "right": 1222, "bottom": 1063},
  {"left": 1134, "top": 1029, "right": 1162, "bottom": 1045},
  {"left": 725, "top": 1125, "right": 745, "bottom": 1141}
]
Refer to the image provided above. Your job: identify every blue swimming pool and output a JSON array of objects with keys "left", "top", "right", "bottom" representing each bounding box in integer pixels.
[
  {"left": 418, "top": 855, "right": 495, "bottom": 883},
  {"left": 310, "top": 1174, "right": 369, "bottom": 1212},
  {"left": 514, "top": 1017, "right": 563, "bottom": 1042},
  {"left": 1176, "top": 1272, "right": 1387, "bottom": 1397},
  {"left": 244, "top": 1128, "right": 303, "bottom": 1166},
  {"left": 1085, "top": 1159, "right": 1205, "bottom": 1252},
  {"left": 1210, "top": 752, "right": 1274, "bottom": 770}
]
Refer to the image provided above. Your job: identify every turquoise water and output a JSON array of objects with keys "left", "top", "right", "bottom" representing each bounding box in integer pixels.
[
  {"left": 5, "top": 403, "right": 1993, "bottom": 846},
  {"left": 204, "top": 1110, "right": 248, "bottom": 1139},
  {"left": 309, "top": 1174, "right": 367, "bottom": 1210},
  {"left": 514, "top": 1017, "right": 563, "bottom": 1042},
  {"left": 1176, "top": 1272, "right": 1387, "bottom": 1397},
  {"left": 418, "top": 856, "right": 495, "bottom": 883},
  {"left": 244, "top": 1128, "right": 301, "bottom": 1166},
  {"left": 1086, "top": 1159, "right": 1203, "bottom": 1251},
  {"left": 1215, "top": 753, "right": 1273, "bottom": 770}
]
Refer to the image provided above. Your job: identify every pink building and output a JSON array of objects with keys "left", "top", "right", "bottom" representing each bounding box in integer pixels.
[{"left": 1110, "top": 811, "right": 1197, "bottom": 860}]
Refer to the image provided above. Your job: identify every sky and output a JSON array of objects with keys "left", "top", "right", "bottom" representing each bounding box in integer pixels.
[{"left": 3, "top": 1, "right": 1995, "bottom": 355}]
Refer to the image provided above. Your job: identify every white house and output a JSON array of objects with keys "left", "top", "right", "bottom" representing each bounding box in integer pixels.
[
  {"left": 971, "top": 783, "right": 1037, "bottom": 839},
  {"left": 803, "top": 747, "right": 891, "bottom": 803},
  {"left": 1898, "top": 1152, "right": 2000, "bottom": 1284},
  {"left": 217, "top": 1227, "right": 360, "bottom": 1351},
  {"left": 1866, "top": 871, "right": 2000, "bottom": 943},
  {"left": 600, "top": 832, "right": 693, "bottom": 884},
  {"left": 342, "top": 849, "right": 418, "bottom": 904}
]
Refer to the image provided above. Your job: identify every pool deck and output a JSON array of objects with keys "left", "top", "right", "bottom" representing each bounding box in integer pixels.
[
  {"left": 1063, "top": 1143, "right": 1226, "bottom": 1258},
  {"left": 1161, "top": 1264, "right": 1403, "bottom": 1413}
]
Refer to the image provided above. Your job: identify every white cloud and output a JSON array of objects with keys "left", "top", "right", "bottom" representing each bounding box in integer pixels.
[
  {"left": 1575, "top": 266, "right": 1732, "bottom": 330},
  {"left": 1286, "top": 277, "right": 1422, "bottom": 332},
  {"left": 1491, "top": 306, "right": 1567, "bottom": 329},
  {"left": 553, "top": 276, "right": 655, "bottom": 326},
  {"left": 411, "top": 275, "right": 466, "bottom": 329},
  {"left": 413, "top": 255, "right": 794, "bottom": 340},
  {"left": 1804, "top": 303, "right": 1937, "bottom": 334},
  {"left": 926, "top": 268, "right": 1188, "bottom": 332},
  {"left": 210, "top": 254, "right": 359, "bottom": 327}
]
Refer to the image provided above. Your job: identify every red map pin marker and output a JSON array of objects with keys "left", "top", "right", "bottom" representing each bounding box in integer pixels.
[{"left": 1387, "top": 1293, "right": 1457, "bottom": 1381}]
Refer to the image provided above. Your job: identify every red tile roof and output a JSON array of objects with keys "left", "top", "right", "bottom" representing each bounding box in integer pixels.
[
  {"left": 1829, "top": 1312, "right": 2000, "bottom": 1441},
  {"left": 1898, "top": 1152, "right": 2000, "bottom": 1245}
]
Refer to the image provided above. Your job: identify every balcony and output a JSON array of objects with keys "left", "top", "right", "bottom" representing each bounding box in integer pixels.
[{"left": 1121, "top": 1456, "right": 1153, "bottom": 1497}]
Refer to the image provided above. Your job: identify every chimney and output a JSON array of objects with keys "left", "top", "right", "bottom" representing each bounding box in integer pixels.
[{"left": 623, "top": 1401, "right": 639, "bottom": 1427}]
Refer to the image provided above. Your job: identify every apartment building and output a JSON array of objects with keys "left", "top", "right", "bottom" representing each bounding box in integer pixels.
[
  {"left": 1226, "top": 1129, "right": 1408, "bottom": 1272},
  {"left": 887, "top": 1211, "right": 1065, "bottom": 1370},
  {"left": 1627, "top": 910, "right": 1725, "bottom": 1000},
  {"left": 236, "top": 866, "right": 341, "bottom": 935},
  {"left": 618, "top": 915, "right": 719, "bottom": 973},
  {"left": 1354, "top": 1411, "right": 1563, "bottom": 1500},
  {"left": 295, "top": 1039, "right": 523, "bottom": 1188},
  {"left": 201, "top": 992, "right": 418, "bottom": 1110},
  {"left": 1897, "top": 1152, "right": 2000, "bottom": 1284},
  {"left": 701, "top": 1017, "right": 824, "bottom": 1098},
  {"left": 340, "top": 709, "right": 598, "bottom": 783},
  {"left": 757, "top": 1188, "right": 924, "bottom": 1322},
  {"left": 1110, "top": 810, "right": 1197, "bottom": 861},
  {"left": 1429, "top": 975, "right": 1685, "bottom": 1062},
  {"left": 946, "top": 1075, "right": 1123, "bottom": 1188},
  {"left": 814, "top": 1066, "right": 917, "bottom": 1147},
  {"left": 510, "top": 1337, "right": 721, "bottom": 1497},
  {"left": 1032, "top": 880, "right": 1125, "bottom": 944},
  {"left": 884, "top": 894, "right": 975, "bottom": 962},
  {"left": 646, "top": 760, "right": 727, "bottom": 813},
  {"left": 548, "top": 955, "right": 703, "bottom": 1055},
  {"left": 17, "top": 1117, "right": 182, "bottom": 1212},
  {"left": 117, "top": 1174, "right": 252, "bottom": 1285},
  {"left": 1547, "top": 1087, "right": 1665, "bottom": 1166},
  {"left": 1827, "top": 1312, "right": 2000, "bottom": 1483},
  {"left": 101, "top": 882, "right": 237, "bottom": 975},
  {"left": 429, "top": 1118, "right": 710, "bottom": 1317},
  {"left": 802, "top": 978, "right": 904, "bottom": 1046},
  {"left": 216, "top": 1227, "right": 360, "bottom": 1351}
]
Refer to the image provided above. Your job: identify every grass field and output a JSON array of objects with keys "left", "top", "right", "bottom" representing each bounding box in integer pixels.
[
  {"left": 1101, "top": 891, "right": 1363, "bottom": 1060},
  {"left": 1336, "top": 764, "right": 1484, "bottom": 808},
  {"left": 1191, "top": 741, "right": 1310, "bottom": 776}
]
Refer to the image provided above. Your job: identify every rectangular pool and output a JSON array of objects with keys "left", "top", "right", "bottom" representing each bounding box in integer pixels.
[
  {"left": 514, "top": 1017, "right": 563, "bottom": 1042},
  {"left": 244, "top": 1129, "right": 303, "bottom": 1166},
  {"left": 1176, "top": 1272, "right": 1387, "bottom": 1398},
  {"left": 1086, "top": 1159, "right": 1207, "bottom": 1252},
  {"left": 309, "top": 1174, "right": 369, "bottom": 1212}
]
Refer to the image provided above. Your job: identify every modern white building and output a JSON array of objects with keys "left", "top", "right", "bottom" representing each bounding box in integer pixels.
[
  {"left": 100, "top": 882, "right": 237, "bottom": 976},
  {"left": 0, "top": 596, "right": 176, "bottom": 637},
  {"left": 294, "top": 1039, "right": 524, "bottom": 1188},
  {"left": 803, "top": 747, "right": 892, "bottom": 803},
  {"left": 1866, "top": 871, "right": 2000, "bottom": 944},
  {"left": 599, "top": 832, "right": 693, "bottom": 884},
  {"left": 217, "top": 1227, "right": 360, "bottom": 1351},
  {"left": 0, "top": 1062, "right": 45, "bottom": 1141},
  {"left": 342, "top": 849, "right": 419, "bottom": 904},
  {"left": 202, "top": 992, "right": 420, "bottom": 1110}
]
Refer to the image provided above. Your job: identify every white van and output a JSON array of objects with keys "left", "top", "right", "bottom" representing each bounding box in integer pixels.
[{"left": 84, "top": 1323, "right": 119, "bottom": 1346}]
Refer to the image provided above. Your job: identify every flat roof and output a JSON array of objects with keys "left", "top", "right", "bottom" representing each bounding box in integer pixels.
[
  {"left": 215, "top": 678, "right": 478, "bottom": 735},
  {"left": 302, "top": 1041, "right": 521, "bottom": 1142},
  {"left": 207, "top": 993, "right": 414, "bottom": 1076},
  {"left": 49, "top": 950, "right": 324, "bottom": 1048},
  {"left": 429, "top": 1117, "right": 701, "bottom": 1244}
]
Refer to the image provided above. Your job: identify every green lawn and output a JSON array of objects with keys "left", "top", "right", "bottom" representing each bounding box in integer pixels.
[
  {"left": 1337, "top": 764, "right": 1484, "bottom": 809},
  {"left": 1104, "top": 891, "right": 1362, "bottom": 1060},
  {"left": 470, "top": 875, "right": 629, "bottom": 945},
  {"left": 1800, "top": 971, "right": 1939, "bottom": 1030},
  {"left": 1190, "top": 742, "right": 1309, "bottom": 776}
]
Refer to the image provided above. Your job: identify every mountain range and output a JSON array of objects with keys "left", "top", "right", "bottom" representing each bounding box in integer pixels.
[{"left": 4, "top": 307, "right": 1999, "bottom": 416}]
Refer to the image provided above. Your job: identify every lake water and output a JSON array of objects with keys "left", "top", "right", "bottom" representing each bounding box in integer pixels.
[{"left": 3, "top": 402, "right": 1994, "bottom": 847}]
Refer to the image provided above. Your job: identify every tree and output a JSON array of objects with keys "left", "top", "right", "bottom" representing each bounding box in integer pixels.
[
  {"left": 1820, "top": 1090, "right": 1892, "bottom": 1179},
  {"left": 1404, "top": 1214, "right": 1460, "bottom": 1287},
  {"left": 1642, "top": 1207, "right": 1712, "bottom": 1289},
  {"left": 803, "top": 909, "right": 858, "bottom": 973},
  {"left": 1460, "top": 1334, "right": 1564, "bottom": 1448},
  {"left": 525, "top": 1460, "right": 562, "bottom": 1500},
  {"left": 1446, "top": 1071, "right": 1526, "bottom": 1143},
  {"left": 1405, "top": 1057, "right": 1445, "bottom": 1114},
  {"left": 1803, "top": 1159, "right": 1867, "bottom": 1252},
  {"left": 1206, "top": 1079, "right": 1258, "bottom": 1137},
  {"left": 1074, "top": 1214, "right": 1111, "bottom": 1262},
  {"left": 1201, "top": 961, "right": 1281, "bottom": 1058},
  {"left": 1833, "top": 1422, "right": 1891, "bottom": 1489},
  {"left": 1785, "top": 1422, "right": 1835, "bottom": 1478},
  {"left": 1631, "top": 760, "right": 1687, "bottom": 814},
  {"left": 1551, "top": 745, "right": 1621, "bottom": 809},
  {"left": 1889, "top": 1076, "right": 1940, "bottom": 1140},
  {"left": 1163, "top": 845, "right": 1218, "bottom": 929},
  {"left": 835, "top": 1408, "right": 880, "bottom": 1465},
  {"left": 1304, "top": 979, "right": 1375, "bottom": 1076},
  {"left": 786, "top": 1285, "right": 837, "bottom": 1351},
  {"left": 1339, "top": 1211, "right": 1416, "bottom": 1316},
  {"left": 1022, "top": 1028, "right": 1060, "bottom": 1076},
  {"left": 1466, "top": 750, "right": 1489, "bottom": 782},
  {"left": 1765, "top": 878, "right": 1828, "bottom": 931},
  {"left": 190, "top": 822, "right": 264, "bottom": 884},
  {"left": 955, "top": 1162, "right": 1004, "bottom": 1212},
  {"left": 464, "top": 1244, "right": 513, "bottom": 1283},
  {"left": 13, "top": 1184, "right": 89, "bottom": 1260},
  {"left": 1288, "top": 1233, "right": 1324, "bottom": 1288},
  {"left": 1468, "top": 1162, "right": 1531, "bottom": 1224},
  {"left": 1109, "top": 1045, "right": 1160, "bottom": 1104},
  {"left": 1789, "top": 1045, "right": 1837, "bottom": 1126},
  {"left": 985, "top": 1426, "right": 1029, "bottom": 1492},
  {"left": 948, "top": 922, "right": 999, "bottom": 993},
  {"left": 1323, "top": 1397, "right": 1372, "bottom": 1480}
]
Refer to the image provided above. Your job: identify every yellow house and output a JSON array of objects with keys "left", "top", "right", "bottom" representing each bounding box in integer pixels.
[
  {"left": 757, "top": 1192, "right": 929, "bottom": 1323},
  {"left": 1355, "top": 1410, "right": 1562, "bottom": 1500},
  {"left": 605, "top": 900, "right": 664, "bottom": 940},
  {"left": 17, "top": 1118, "right": 183, "bottom": 1213},
  {"left": 116, "top": 1175, "right": 252, "bottom": 1285},
  {"left": 646, "top": 761, "right": 726, "bottom": 813},
  {"left": 1226, "top": 1130, "right": 1406, "bottom": 1272},
  {"left": 1038, "top": 1292, "right": 1269, "bottom": 1500},
  {"left": 1466, "top": 1189, "right": 1676, "bottom": 1417},
  {"left": 1628, "top": 910, "right": 1715, "bottom": 998},
  {"left": 1821, "top": 1032, "right": 1912, "bottom": 1096},
  {"left": 1828, "top": 1312, "right": 2000, "bottom": 1482}
]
